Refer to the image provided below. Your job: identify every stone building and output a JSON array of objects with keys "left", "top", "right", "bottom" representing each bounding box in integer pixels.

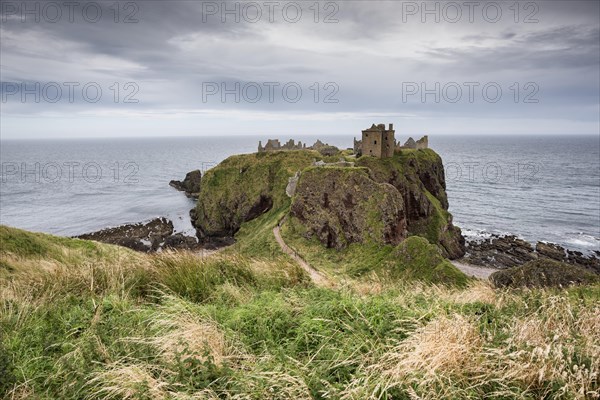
[
  {"left": 354, "top": 124, "right": 429, "bottom": 157},
  {"left": 400, "top": 135, "right": 428, "bottom": 150},
  {"left": 356, "top": 123, "right": 396, "bottom": 158}
]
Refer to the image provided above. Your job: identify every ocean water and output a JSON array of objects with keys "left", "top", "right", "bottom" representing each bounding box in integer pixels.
[{"left": 1, "top": 135, "right": 598, "bottom": 253}]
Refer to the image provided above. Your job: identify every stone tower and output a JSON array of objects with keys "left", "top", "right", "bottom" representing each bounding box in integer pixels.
[{"left": 361, "top": 123, "right": 395, "bottom": 158}]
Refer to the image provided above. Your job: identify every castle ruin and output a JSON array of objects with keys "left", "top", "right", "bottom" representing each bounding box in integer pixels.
[
  {"left": 354, "top": 123, "right": 429, "bottom": 158},
  {"left": 258, "top": 138, "right": 337, "bottom": 154},
  {"left": 355, "top": 123, "right": 396, "bottom": 158},
  {"left": 258, "top": 123, "right": 428, "bottom": 159}
]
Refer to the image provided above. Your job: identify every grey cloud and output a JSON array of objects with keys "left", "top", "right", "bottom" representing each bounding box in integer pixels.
[{"left": 0, "top": 0, "right": 598, "bottom": 137}]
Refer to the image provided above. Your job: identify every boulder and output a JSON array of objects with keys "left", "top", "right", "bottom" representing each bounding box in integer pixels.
[
  {"left": 490, "top": 259, "right": 599, "bottom": 289},
  {"left": 163, "top": 233, "right": 199, "bottom": 250}
]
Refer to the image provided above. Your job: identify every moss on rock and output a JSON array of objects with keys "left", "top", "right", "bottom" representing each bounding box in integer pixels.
[
  {"left": 193, "top": 150, "right": 317, "bottom": 238},
  {"left": 356, "top": 149, "right": 464, "bottom": 258},
  {"left": 290, "top": 167, "right": 406, "bottom": 249},
  {"left": 387, "top": 236, "right": 468, "bottom": 286},
  {"left": 192, "top": 147, "right": 465, "bottom": 266},
  {"left": 490, "top": 259, "right": 600, "bottom": 289}
]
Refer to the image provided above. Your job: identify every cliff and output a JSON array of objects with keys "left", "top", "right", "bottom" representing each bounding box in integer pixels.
[
  {"left": 191, "top": 148, "right": 465, "bottom": 260},
  {"left": 290, "top": 167, "right": 407, "bottom": 249},
  {"left": 192, "top": 151, "right": 316, "bottom": 238},
  {"left": 355, "top": 149, "right": 465, "bottom": 258}
]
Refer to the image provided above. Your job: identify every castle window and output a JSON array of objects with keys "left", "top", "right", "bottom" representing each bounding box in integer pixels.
[{"left": 374, "top": 140, "right": 377, "bottom": 144}]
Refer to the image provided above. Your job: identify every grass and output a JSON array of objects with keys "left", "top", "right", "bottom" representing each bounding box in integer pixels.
[
  {"left": 194, "top": 150, "right": 317, "bottom": 237},
  {"left": 281, "top": 216, "right": 468, "bottom": 286},
  {"left": 1, "top": 225, "right": 599, "bottom": 399}
]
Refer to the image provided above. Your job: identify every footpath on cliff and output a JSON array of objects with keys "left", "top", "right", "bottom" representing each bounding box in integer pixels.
[
  {"left": 273, "top": 215, "right": 495, "bottom": 284},
  {"left": 273, "top": 216, "right": 332, "bottom": 287}
]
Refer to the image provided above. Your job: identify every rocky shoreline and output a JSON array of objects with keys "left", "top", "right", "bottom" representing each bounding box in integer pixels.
[
  {"left": 75, "top": 217, "right": 200, "bottom": 252},
  {"left": 76, "top": 164, "right": 600, "bottom": 278},
  {"left": 460, "top": 234, "right": 600, "bottom": 274},
  {"left": 75, "top": 213, "right": 600, "bottom": 278}
]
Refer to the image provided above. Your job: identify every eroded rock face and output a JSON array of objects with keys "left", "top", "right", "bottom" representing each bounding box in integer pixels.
[
  {"left": 76, "top": 217, "right": 174, "bottom": 252},
  {"left": 192, "top": 151, "right": 317, "bottom": 240},
  {"left": 290, "top": 168, "right": 407, "bottom": 249},
  {"left": 170, "top": 170, "right": 202, "bottom": 197},
  {"left": 356, "top": 149, "right": 464, "bottom": 259},
  {"left": 189, "top": 149, "right": 465, "bottom": 257}
]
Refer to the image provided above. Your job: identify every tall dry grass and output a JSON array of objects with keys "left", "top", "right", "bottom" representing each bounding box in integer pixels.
[{"left": 341, "top": 283, "right": 600, "bottom": 400}]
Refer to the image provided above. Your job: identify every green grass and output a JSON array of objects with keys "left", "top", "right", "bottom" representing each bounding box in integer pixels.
[
  {"left": 1, "top": 147, "right": 598, "bottom": 399},
  {"left": 194, "top": 150, "right": 317, "bottom": 237},
  {"left": 1, "top": 215, "right": 599, "bottom": 399},
  {"left": 0, "top": 225, "right": 107, "bottom": 265},
  {"left": 281, "top": 217, "right": 468, "bottom": 286},
  {"left": 227, "top": 203, "right": 290, "bottom": 259}
]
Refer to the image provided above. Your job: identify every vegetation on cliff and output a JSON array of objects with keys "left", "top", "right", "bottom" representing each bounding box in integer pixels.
[
  {"left": 356, "top": 149, "right": 464, "bottom": 258},
  {"left": 290, "top": 166, "right": 406, "bottom": 249},
  {"left": 193, "top": 148, "right": 464, "bottom": 261},
  {"left": 193, "top": 151, "right": 316, "bottom": 238},
  {"left": 2, "top": 226, "right": 599, "bottom": 399},
  {"left": 189, "top": 147, "right": 468, "bottom": 285}
]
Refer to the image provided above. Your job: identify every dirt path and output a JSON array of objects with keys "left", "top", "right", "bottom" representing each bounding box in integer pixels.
[
  {"left": 274, "top": 215, "right": 492, "bottom": 284},
  {"left": 273, "top": 225, "right": 330, "bottom": 287},
  {"left": 451, "top": 261, "right": 496, "bottom": 280}
]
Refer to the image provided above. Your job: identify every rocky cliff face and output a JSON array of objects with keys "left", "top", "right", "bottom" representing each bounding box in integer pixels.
[
  {"left": 355, "top": 149, "right": 464, "bottom": 258},
  {"left": 192, "top": 151, "right": 316, "bottom": 239},
  {"left": 290, "top": 167, "right": 407, "bottom": 249},
  {"left": 190, "top": 148, "right": 465, "bottom": 259}
]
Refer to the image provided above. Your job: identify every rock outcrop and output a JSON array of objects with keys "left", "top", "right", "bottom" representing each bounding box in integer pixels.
[
  {"left": 189, "top": 148, "right": 465, "bottom": 259},
  {"left": 490, "top": 259, "right": 599, "bottom": 288},
  {"left": 192, "top": 151, "right": 316, "bottom": 239},
  {"left": 169, "top": 170, "right": 202, "bottom": 198},
  {"left": 76, "top": 218, "right": 201, "bottom": 252},
  {"left": 290, "top": 167, "right": 407, "bottom": 249},
  {"left": 76, "top": 217, "right": 174, "bottom": 252},
  {"left": 356, "top": 149, "right": 465, "bottom": 259},
  {"left": 462, "top": 234, "right": 600, "bottom": 274},
  {"left": 162, "top": 233, "right": 200, "bottom": 250}
]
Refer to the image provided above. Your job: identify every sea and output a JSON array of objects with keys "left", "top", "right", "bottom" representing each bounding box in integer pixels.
[{"left": 1, "top": 135, "right": 599, "bottom": 253}]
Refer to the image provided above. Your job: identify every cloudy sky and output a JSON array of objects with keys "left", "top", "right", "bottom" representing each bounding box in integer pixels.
[{"left": 1, "top": 0, "right": 598, "bottom": 138}]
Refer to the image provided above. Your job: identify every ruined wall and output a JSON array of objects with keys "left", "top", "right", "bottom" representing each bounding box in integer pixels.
[
  {"left": 361, "top": 123, "right": 395, "bottom": 158},
  {"left": 416, "top": 135, "right": 429, "bottom": 149},
  {"left": 361, "top": 130, "right": 383, "bottom": 158},
  {"left": 258, "top": 139, "right": 330, "bottom": 153},
  {"left": 399, "top": 135, "right": 428, "bottom": 150}
]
